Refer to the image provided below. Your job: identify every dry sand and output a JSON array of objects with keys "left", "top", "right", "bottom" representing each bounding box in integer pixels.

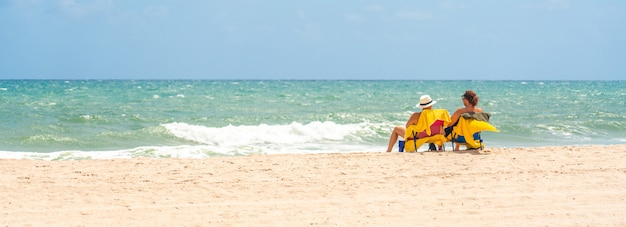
[{"left": 1, "top": 145, "right": 625, "bottom": 226}]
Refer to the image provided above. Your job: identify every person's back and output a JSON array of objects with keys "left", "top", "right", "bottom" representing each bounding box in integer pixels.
[
  {"left": 408, "top": 108, "right": 450, "bottom": 138},
  {"left": 404, "top": 108, "right": 451, "bottom": 152},
  {"left": 446, "top": 90, "right": 494, "bottom": 150},
  {"left": 386, "top": 95, "right": 441, "bottom": 152}
]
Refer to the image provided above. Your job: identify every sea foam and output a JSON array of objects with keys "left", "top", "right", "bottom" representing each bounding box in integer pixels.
[
  {"left": 161, "top": 121, "right": 375, "bottom": 148},
  {"left": 0, "top": 121, "right": 387, "bottom": 160}
]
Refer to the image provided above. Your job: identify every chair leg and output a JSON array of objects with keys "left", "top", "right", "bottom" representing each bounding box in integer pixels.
[{"left": 413, "top": 131, "right": 418, "bottom": 152}]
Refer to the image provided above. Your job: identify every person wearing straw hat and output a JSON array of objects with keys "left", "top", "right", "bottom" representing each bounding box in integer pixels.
[{"left": 386, "top": 95, "right": 438, "bottom": 152}]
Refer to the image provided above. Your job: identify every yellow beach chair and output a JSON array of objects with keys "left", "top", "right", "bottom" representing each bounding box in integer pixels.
[
  {"left": 404, "top": 109, "right": 451, "bottom": 152},
  {"left": 449, "top": 112, "right": 499, "bottom": 150}
]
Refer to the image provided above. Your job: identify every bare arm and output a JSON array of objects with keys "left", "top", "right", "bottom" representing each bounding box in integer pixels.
[
  {"left": 406, "top": 112, "right": 420, "bottom": 128},
  {"left": 450, "top": 107, "right": 483, "bottom": 126},
  {"left": 450, "top": 108, "right": 463, "bottom": 127}
]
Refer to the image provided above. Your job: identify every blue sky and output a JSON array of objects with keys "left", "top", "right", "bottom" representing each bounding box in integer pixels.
[{"left": 1, "top": 0, "right": 624, "bottom": 80}]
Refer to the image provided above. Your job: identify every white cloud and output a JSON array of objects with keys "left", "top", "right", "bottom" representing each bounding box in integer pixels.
[
  {"left": 521, "top": 0, "right": 571, "bottom": 11},
  {"left": 223, "top": 24, "right": 238, "bottom": 32},
  {"left": 10, "top": 0, "right": 38, "bottom": 8},
  {"left": 292, "top": 23, "right": 322, "bottom": 41},
  {"left": 364, "top": 4, "right": 385, "bottom": 12},
  {"left": 57, "top": 0, "right": 113, "bottom": 17},
  {"left": 143, "top": 5, "right": 169, "bottom": 17},
  {"left": 343, "top": 13, "right": 362, "bottom": 22},
  {"left": 255, "top": 25, "right": 274, "bottom": 32},
  {"left": 395, "top": 10, "right": 433, "bottom": 20},
  {"left": 441, "top": 1, "right": 471, "bottom": 10},
  {"left": 295, "top": 10, "right": 305, "bottom": 19},
  {"left": 546, "top": 0, "right": 570, "bottom": 10}
]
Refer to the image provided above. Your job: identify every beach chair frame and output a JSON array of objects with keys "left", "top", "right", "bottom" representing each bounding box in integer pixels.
[
  {"left": 451, "top": 132, "right": 483, "bottom": 151},
  {"left": 409, "top": 120, "right": 446, "bottom": 152}
]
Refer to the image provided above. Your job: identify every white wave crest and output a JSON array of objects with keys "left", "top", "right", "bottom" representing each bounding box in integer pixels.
[
  {"left": 161, "top": 121, "right": 366, "bottom": 146},
  {"left": 0, "top": 122, "right": 389, "bottom": 160}
]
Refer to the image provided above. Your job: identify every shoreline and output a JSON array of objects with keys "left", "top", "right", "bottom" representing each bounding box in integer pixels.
[
  {"left": 2, "top": 145, "right": 625, "bottom": 226},
  {"left": 2, "top": 143, "right": 625, "bottom": 160}
]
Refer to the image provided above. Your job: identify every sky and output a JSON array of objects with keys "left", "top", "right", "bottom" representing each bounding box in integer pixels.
[{"left": 0, "top": 0, "right": 625, "bottom": 80}]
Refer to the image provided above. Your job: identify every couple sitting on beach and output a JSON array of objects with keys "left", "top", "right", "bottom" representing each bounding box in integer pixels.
[{"left": 385, "top": 90, "right": 484, "bottom": 152}]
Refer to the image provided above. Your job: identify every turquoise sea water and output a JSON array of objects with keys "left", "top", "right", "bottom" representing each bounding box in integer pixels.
[{"left": 0, "top": 80, "right": 624, "bottom": 160}]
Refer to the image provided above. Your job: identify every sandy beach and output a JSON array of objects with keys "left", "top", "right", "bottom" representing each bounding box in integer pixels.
[{"left": 1, "top": 145, "right": 625, "bottom": 226}]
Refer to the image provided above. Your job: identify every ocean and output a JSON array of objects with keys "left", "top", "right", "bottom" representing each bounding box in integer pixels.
[{"left": 0, "top": 80, "right": 623, "bottom": 160}]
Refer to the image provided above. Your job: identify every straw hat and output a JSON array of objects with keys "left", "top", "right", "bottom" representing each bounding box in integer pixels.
[{"left": 416, "top": 95, "right": 437, "bottom": 108}]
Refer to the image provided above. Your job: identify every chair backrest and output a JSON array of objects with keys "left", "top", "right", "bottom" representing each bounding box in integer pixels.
[
  {"left": 417, "top": 120, "right": 444, "bottom": 139},
  {"left": 461, "top": 112, "right": 491, "bottom": 122}
]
